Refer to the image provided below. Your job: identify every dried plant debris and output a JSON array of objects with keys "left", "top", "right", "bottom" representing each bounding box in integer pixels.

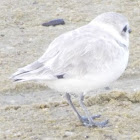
[{"left": 42, "top": 19, "right": 65, "bottom": 26}]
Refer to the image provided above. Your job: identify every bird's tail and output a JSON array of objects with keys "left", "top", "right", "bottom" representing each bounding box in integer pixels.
[{"left": 10, "top": 61, "right": 54, "bottom": 82}]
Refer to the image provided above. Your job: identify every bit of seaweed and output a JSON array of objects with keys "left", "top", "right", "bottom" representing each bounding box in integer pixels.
[{"left": 42, "top": 19, "right": 65, "bottom": 26}]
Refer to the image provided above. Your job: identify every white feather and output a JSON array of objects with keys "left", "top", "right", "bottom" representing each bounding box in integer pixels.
[{"left": 11, "top": 12, "right": 130, "bottom": 94}]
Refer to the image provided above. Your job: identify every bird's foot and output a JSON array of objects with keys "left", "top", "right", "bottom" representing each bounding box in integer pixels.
[
  {"left": 80, "top": 115, "right": 108, "bottom": 127},
  {"left": 80, "top": 114, "right": 101, "bottom": 123}
]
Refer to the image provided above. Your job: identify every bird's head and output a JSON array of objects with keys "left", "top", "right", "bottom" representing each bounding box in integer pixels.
[{"left": 92, "top": 12, "right": 131, "bottom": 41}]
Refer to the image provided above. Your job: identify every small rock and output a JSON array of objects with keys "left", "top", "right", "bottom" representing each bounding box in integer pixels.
[
  {"left": 85, "top": 135, "right": 89, "bottom": 139},
  {"left": 105, "top": 87, "right": 110, "bottom": 90},
  {"left": 42, "top": 19, "right": 65, "bottom": 26},
  {"left": 33, "top": 1, "right": 38, "bottom": 4},
  {"left": 63, "top": 131, "right": 74, "bottom": 137}
]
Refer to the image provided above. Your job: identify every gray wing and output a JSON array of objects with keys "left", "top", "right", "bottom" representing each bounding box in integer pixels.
[
  {"left": 38, "top": 28, "right": 119, "bottom": 79},
  {"left": 11, "top": 25, "right": 119, "bottom": 81}
]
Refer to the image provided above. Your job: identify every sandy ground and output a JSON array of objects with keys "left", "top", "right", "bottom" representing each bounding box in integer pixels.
[{"left": 0, "top": 0, "right": 140, "bottom": 139}]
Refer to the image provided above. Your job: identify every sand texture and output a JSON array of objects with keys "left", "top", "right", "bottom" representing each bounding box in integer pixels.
[{"left": 0, "top": 0, "right": 140, "bottom": 139}]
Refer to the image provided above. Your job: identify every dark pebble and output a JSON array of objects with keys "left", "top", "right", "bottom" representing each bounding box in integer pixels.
[
  {"left": 1, "top": 34, "right": 5, "bottom": 37},
  {"left": 20, "top": 27, "right": 24, "bottom": 29},
  {"left": 85, "top": 136, "right": 89, "bottom": 139},
  {"left": 105, "top": 87, "right": 110, "bottom": 90},
  {"left": 33, "top": 1, "right": 38, "bottom": 4},
  {"left": 42, "top": 19, "right": 65, "bottom": 26}
]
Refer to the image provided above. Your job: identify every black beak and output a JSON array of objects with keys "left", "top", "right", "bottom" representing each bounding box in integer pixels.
[{"left": 129, "top": 29, "right": 132, "bottom": 33}]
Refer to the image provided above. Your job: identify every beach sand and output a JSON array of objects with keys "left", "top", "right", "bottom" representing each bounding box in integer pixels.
[{"left": 0, "top": 0, "right": 140, "bottom": 139}]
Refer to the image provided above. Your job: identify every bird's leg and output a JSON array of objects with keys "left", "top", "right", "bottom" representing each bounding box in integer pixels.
[
  {"left": 79, "top": 93, "right": 109, "bottom": 127},
  {"left": 66, "top": 93, "right": 95, "bottom": 124},
  {"left": 65, "top": 93, "right": 84, "bottom": 123},
  {"left": 79, "top": 93, "right": 101, "bottom": 122},
  {"left": 66, "top": 93, "right": 108, "bottom": 127}
]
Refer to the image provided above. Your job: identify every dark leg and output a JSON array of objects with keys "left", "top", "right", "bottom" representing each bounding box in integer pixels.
[
  {"left": 79, "top": 93, "right": 109, "bottom": 127},
  {"left": 65, "top": 93, "right": 84, "bottom": 123},
  {"left": 79, "top": 93, "right": 101, "bottom": 123},
  {"left": 66, "top": 93, "right": 108, "bottom": 127}
]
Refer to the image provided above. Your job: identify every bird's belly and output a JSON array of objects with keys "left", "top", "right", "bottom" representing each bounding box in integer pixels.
[
  {"left": 46, "top": 68, "right": 126, "bottom": 94},
  {"left": 46, "top": 71, "right": 120, "bottom": 94},
  {"left": 47, "top": 52, "right": 129, "bottom": 94}
]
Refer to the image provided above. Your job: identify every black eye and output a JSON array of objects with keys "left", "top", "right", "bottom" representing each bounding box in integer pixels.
[{"left": 123, "top": 25, "right": 127, "bottom": 32}]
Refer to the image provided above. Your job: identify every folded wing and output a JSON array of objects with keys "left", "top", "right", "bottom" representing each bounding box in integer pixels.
[{"left": 11, "top": 24, "right": 118, "bottom": 82}]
